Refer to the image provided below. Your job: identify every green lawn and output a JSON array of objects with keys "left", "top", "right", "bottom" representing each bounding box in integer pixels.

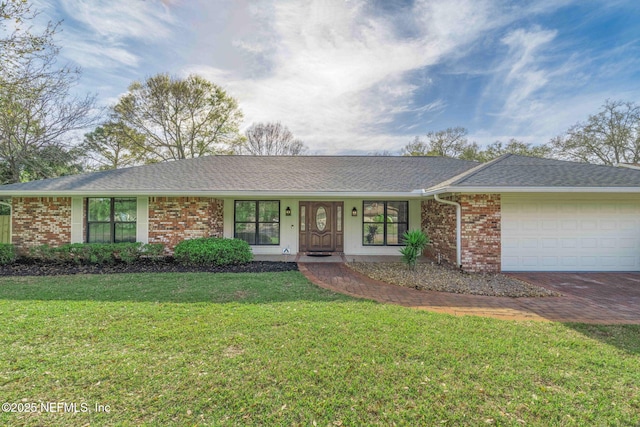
[{"left": 0, "top": 271, "right": 638, "bottom": 426}]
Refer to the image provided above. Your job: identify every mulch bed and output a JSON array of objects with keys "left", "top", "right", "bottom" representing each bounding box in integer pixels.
[
  {"left": 0, "top": 258, "right": 298, "bottom": 277},
  {"left": 346, "top": 262, "right": 561, "bottom": 297}
]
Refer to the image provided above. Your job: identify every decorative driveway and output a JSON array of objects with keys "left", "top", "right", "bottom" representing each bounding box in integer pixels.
[{"left": 298, "top": 263, "right": 640, "bottom": 324}]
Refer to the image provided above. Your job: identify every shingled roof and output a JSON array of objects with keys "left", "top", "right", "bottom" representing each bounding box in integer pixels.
[
  {"left": 2, "top": 154, "right": 640, "bottom": 196},
  {"left": 423, "top": 154, "right": 640, "bottom": 193},
  {"left": 0, "top": 155, "right": 479, "bottom": 195}
]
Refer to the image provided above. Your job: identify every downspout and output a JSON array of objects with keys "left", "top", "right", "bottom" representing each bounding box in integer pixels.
[{"left": 433, "top": 193, "right": 461, "bottom": 269}]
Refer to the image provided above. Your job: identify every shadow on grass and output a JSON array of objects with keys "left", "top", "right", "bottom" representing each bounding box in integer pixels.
[
  {"left": 566, "top": 323, "right": 640, "bottom": 355},
  {"left": 0, "top": 271, "right": 355, "bottom": 304}
]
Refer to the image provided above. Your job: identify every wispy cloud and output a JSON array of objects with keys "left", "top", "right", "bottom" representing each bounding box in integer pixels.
[
  {"left": 32, "top": 0, "right": 640, "bottom": 154},
  {"left": 183, "top": 0, "right": 507, "bottom": 153},
  {"left": 500, "top": 27, "right": 558, "bottom": 111},
  {"left": 41, "top": 0, "right": 178, "bottom": 74},
  {"left": 58, "top": 0, "right": 175, "bottom": 41}
]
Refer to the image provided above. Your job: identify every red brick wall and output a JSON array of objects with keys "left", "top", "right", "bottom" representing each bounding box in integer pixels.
[
  {"left": 459, "top": 194, "right": 501, "bottom": 273},
  {"left": 421, "top": 194, "right": 501, "bottom": 273},
  {"left": 12, "top": 197, "right": 72, "bottom": 251},
  {"left": 422, "top": 199, "right": 457, "bottom": 266},
  {"left": 148, "top": 197, "right": 224, "bottom": 252}
]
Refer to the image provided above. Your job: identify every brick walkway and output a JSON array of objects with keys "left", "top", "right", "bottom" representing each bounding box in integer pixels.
[{"left": 298, "top": 263, "right": 640, "bottom": 324}]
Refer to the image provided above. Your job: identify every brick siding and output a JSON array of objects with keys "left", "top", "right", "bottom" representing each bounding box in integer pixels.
[
  {"left": 12, "top": 197, "right": 72, "bottom": 252},
  {"left": 422, "top": 199, "right": 457, "bottom": 266},
  {"left": 459, "top": 194, "right": 501, "bottom": 273},
  {"left": 148, "top": 197, "right": 224, "bottom": 252},
  {"left": 422, "top": 194, "right": 501, "bottom": 273}
]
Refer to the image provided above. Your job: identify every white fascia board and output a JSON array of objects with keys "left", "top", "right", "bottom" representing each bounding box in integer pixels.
[
  {"left": 0, "top": 190, "right": 423, "bottom": 199},
  {"left": 420, "top": 186, "right": 640, "bottom": 195},
  {"left": 615, "top": 163, "right": 640, "bottom": 170}
]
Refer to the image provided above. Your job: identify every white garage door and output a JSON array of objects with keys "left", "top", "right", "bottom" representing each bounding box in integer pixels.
[{"left": 501, "top": 195, "right": 640, "bottom": 272}]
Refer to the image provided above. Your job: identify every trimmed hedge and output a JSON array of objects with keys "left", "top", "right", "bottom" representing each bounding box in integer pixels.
[
  {"left": 0, "top": 243, "right": 17, "bottom": 265},
  {"left": 29, "top": 242, "right": 165, "bottom": 265},
  {"left": 174, "top": 237, "right": 253, "bottom": 266}
]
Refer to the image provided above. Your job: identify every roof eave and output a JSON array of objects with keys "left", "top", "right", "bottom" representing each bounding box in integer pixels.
[
  {"left": 420, "top": 186, "right": 640, "bottom": 195},
  {"left": 0, "top": 190, "right": 424, "bottom": 198}
]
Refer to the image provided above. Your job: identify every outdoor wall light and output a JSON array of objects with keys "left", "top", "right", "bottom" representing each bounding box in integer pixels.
[
  {"left": 285, "top": 206, "right": 292, "bottom": 216},
  {"left": 352, "top": 207, "right": 358, "bottom": 216}
]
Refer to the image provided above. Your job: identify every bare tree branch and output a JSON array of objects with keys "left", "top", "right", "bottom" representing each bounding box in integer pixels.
[
  {"left": 238, "top": 122, "right": 307, "bottom": 156},
  {"left": 549, "top": 100, "right": 640, "bottom": 165}
]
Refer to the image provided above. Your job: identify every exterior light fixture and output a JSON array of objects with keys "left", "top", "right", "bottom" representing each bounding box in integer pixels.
[
  {"left": 352, "top": 207, "right": 358, "bottom": 216},
  {"left": 285, "top": 206, "right": 292, "bottom": 216}
]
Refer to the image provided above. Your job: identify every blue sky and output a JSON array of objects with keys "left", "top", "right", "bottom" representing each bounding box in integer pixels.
[{"left": 34, "top": 0, "right": 640, "bottom": 154}]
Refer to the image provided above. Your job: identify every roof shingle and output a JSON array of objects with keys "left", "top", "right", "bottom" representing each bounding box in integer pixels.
[{"left": 0, "top": 155, "right": 479, "bottom": 194}]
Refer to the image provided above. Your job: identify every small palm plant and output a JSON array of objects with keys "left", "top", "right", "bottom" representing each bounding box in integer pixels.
[{"left": 399, "top": 230, "right": 429, "bottom": 270}]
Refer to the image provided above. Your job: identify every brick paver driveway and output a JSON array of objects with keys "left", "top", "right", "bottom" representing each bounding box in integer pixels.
[
  {"left": 509, "top": 272, "right": 640, "bottom": 323},
  {"left": 299, "top": 263, "right": 640, "bottom": 324}
]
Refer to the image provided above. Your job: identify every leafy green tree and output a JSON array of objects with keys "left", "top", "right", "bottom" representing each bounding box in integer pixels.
[
  {"left": 82, "top": 122, "right": 147, "bottom": 170},
  {"left": 403, "top": 127, "right": 551, "bottom": 163},
  {"left": 549, "top": 100, "right": 640, "bottom": 165},
  {"left": 402, "top": 127, "right": 481, "bottom": 161},
  {"left": 113, "top": 74, "right": 243, "bottom": 162},
  {"left": 477, "top": 139, "right": 552, "bottom": 162}
]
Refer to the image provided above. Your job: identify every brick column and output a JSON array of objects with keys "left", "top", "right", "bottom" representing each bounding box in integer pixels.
[
  {"left": 422, "top": 194, "right": 501, "bottom": 273},
  {"left": 459, "top": 194, "right": 501, "bottom": 273},
  {"left": 421, "top": 199, "right": 457, "bottom": 266}
]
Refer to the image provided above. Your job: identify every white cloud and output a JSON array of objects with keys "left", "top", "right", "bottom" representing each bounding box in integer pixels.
[
  {"left": 182, "top": 0, "right": 505, "bottom": 153},
  {"left": 500, "top": 27, "right": 558, "bottom": 109},
  {"left": 44, "top": 0, "right": 179, "bottom": 74},
  {"left": 59, "top": 0, "right": 175, "bottom": 42},
  {"left": 32, "top": 0, "right": 634, "bottom": 155}
]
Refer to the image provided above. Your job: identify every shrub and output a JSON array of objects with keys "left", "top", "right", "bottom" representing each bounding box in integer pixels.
[
  {"left": 399, "top": 230, "right": 429, "bottom": 270},
  {"left": 112, "top": 242, "right": 144, "bottom": 264},
  {"left": 141, "top": 243, "right": 165, "bottom": 261},
  {"left": 174, "top": 237, "right": 253, "bottom": 266},
  {"left": 29, "top": 244, "right": 56, "bottom": 261},
  {"left": 28, "top": 242, "right": 163, "bottom": 265},
  {"left": 0, "top": 243, "right": 16, "bottom": 265}
]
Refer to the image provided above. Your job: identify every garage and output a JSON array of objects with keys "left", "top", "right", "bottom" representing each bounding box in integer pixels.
[{"left": 501, "top": 194, "right": 640, "bottom": 272}]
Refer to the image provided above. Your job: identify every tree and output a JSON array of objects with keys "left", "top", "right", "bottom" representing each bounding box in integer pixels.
[
  {"left": 549, "top": 100, "right": 640, "bottom": 165},
  {"left": 402, "top": 127, "right": 481, "bottom": 161},
  {"left": 1, "top": 0, "right": 55, "bottom": 75},
  {"left": 15, "top": 145, "right": 84, "bottom": 182},
  {"left": 403, "top": 128, "right": 552, "bottom": 163},
  {"left": 0, "top": 1, "right": 96, "bottom": 183},
  {"left": 478, "top": 139, "right": 551, "bottom": 162},
  {"left": 82, "top": 122, "right": 146, "bottom": 170},
  {"left": 237, "top": 122, "right": 307, "bottom": 156},
  {"left": 113, "top": 74, "right": 243, "bottom": 162}
]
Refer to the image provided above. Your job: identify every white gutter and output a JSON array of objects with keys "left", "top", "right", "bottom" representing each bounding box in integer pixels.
[
  {"left": 422, "top": 186, "right": 640, "bottom": 195},
  {"left": 433, "top": 193, "right": 461, "bottom": 268}
]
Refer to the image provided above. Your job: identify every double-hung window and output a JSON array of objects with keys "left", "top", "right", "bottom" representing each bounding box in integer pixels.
[
  {"left": 362, "top": 201, "right": 408, "bottom": 246},
  {"left": 87, "top": 198, "right": 137, "bottom": 243},
  {"left": 234, "top": 201, "right": 280, "bottom": 245}
]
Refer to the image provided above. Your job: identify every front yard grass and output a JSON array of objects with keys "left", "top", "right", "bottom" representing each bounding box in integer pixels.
[{"left": 0, "top": 271, "right": 638, "bottom": 426}]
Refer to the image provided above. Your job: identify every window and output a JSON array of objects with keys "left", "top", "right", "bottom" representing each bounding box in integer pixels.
[
  {"left": 363, "top": 201, "right": 408, "bottom": 246},
  {"left": 87, "top": 198, "right": 137, "bottom": 243},
  {"left": 234, "top": 201, "right": 280, "bottom": 245}
]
